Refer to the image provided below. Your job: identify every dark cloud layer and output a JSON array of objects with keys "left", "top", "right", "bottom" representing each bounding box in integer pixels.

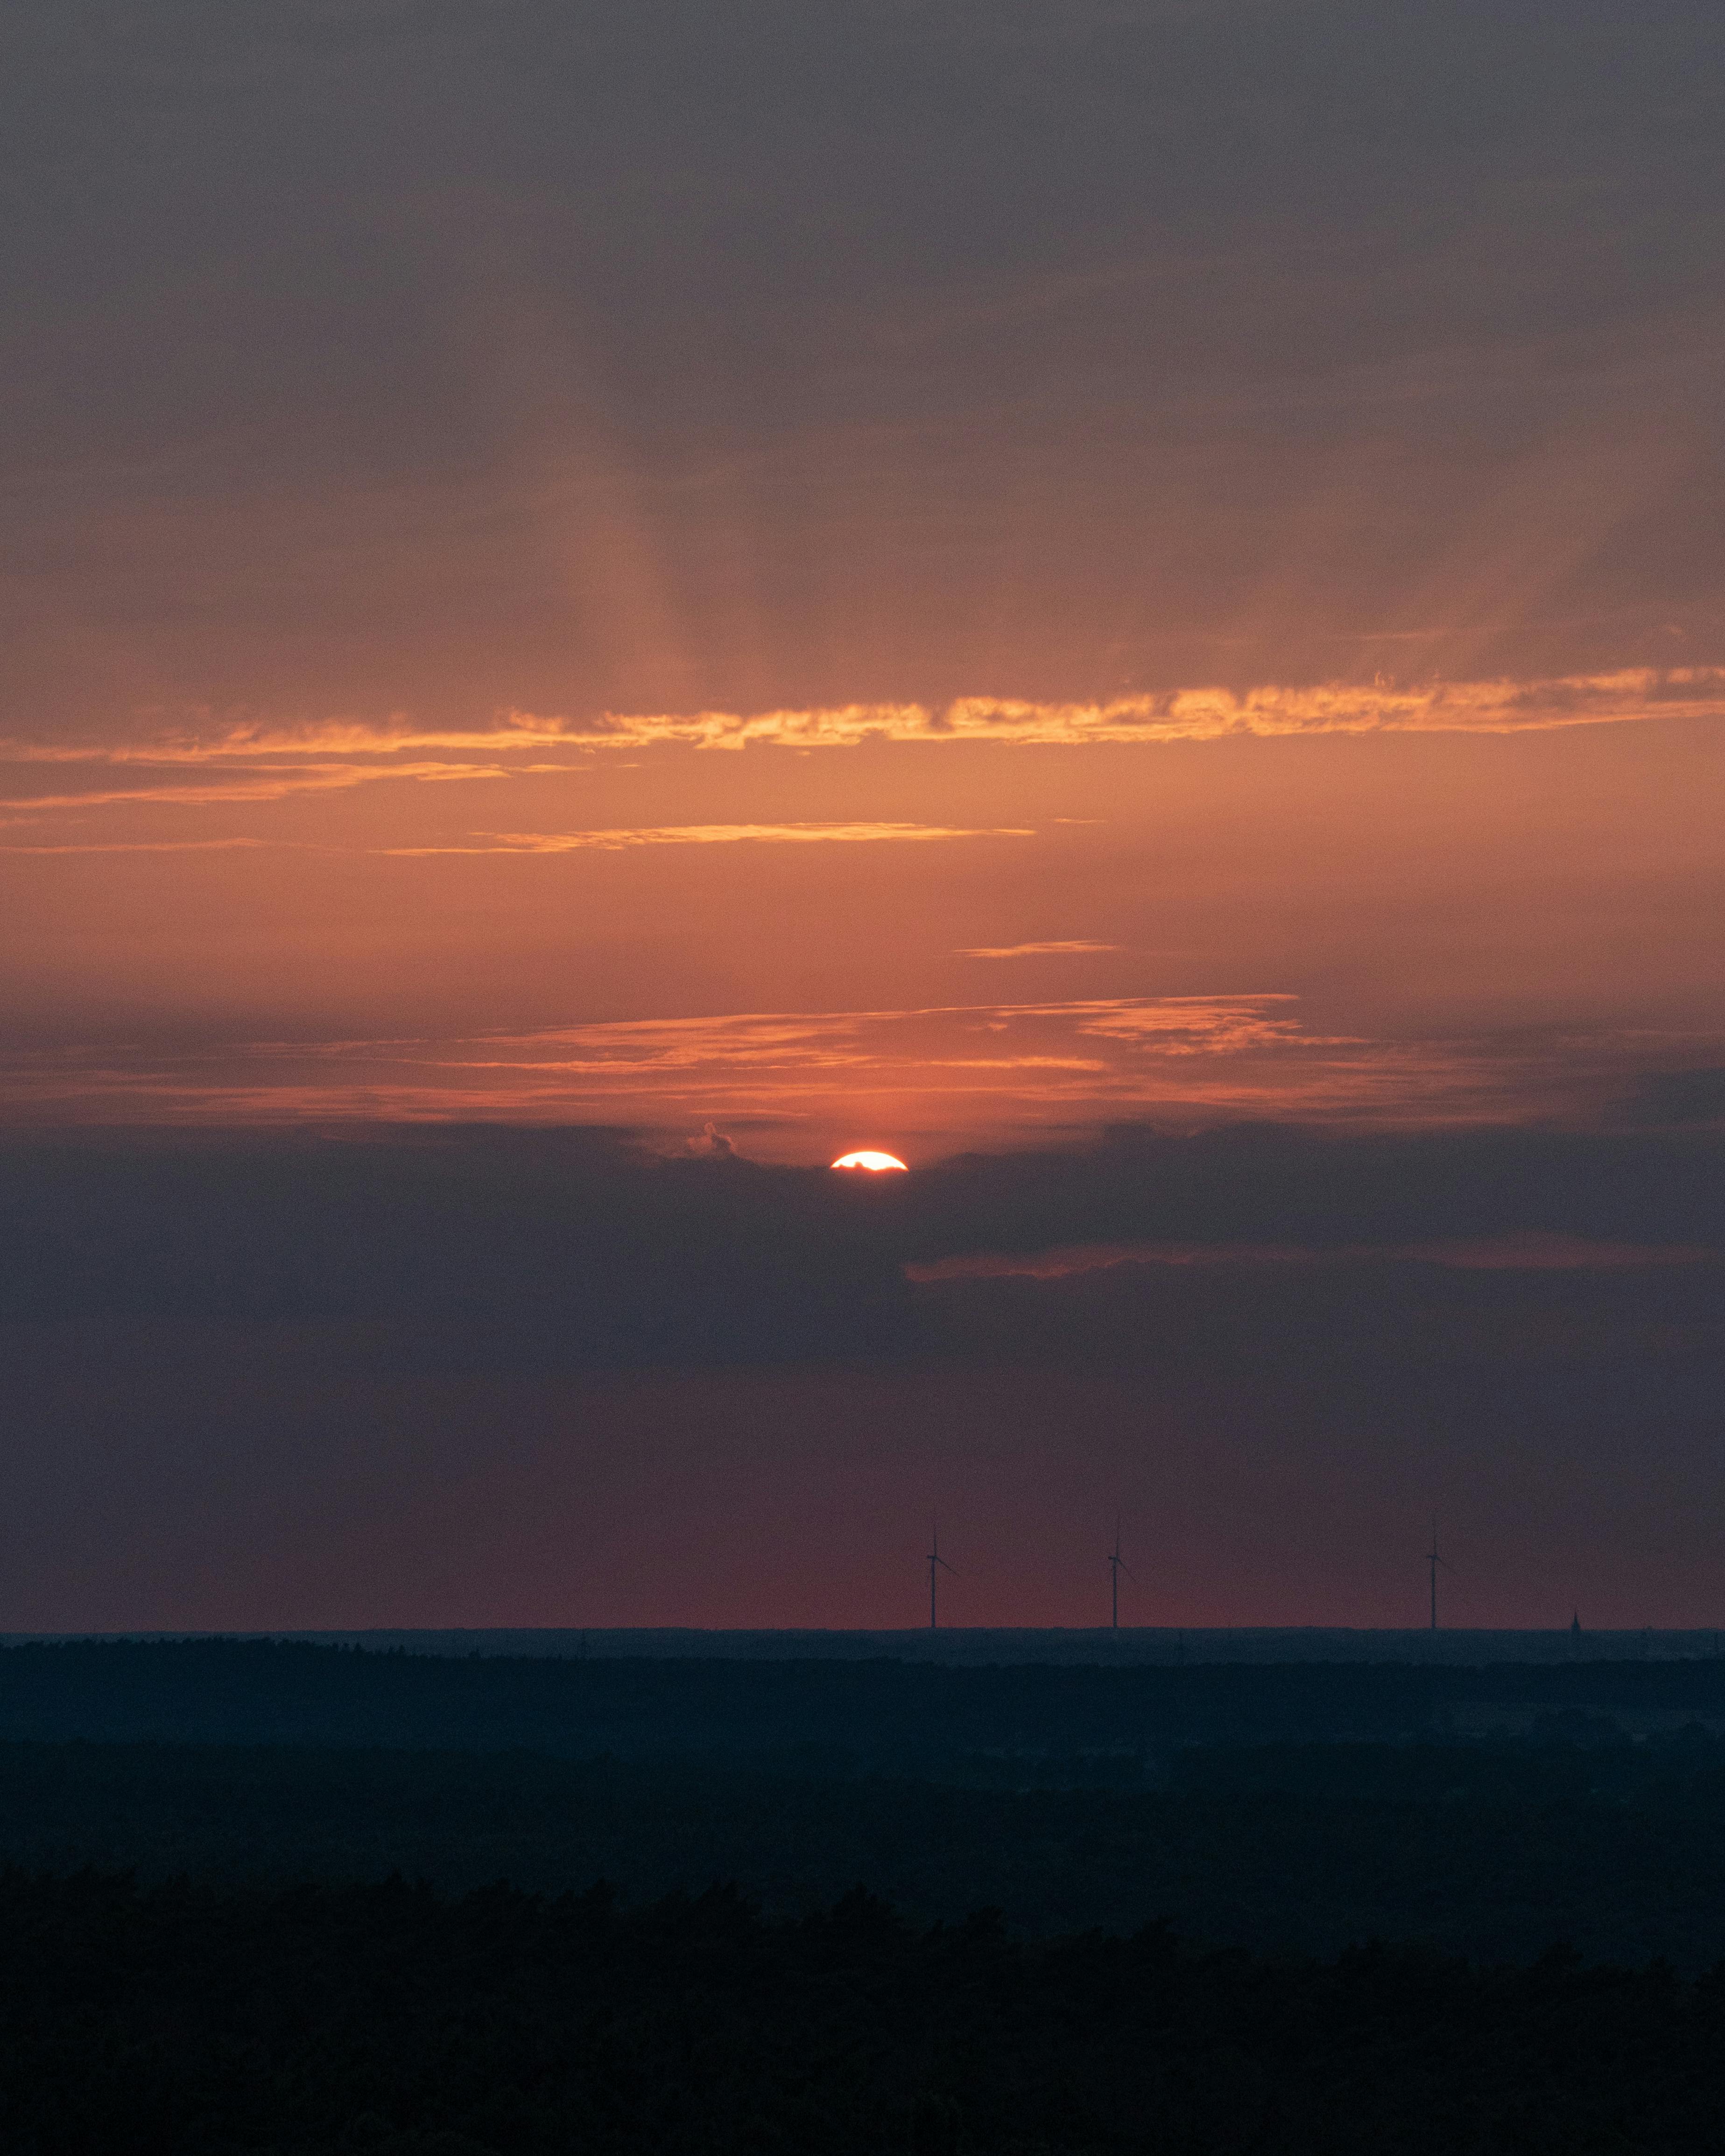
[{"left": 3, "top": 1120, "right": 1720, "bottom": 1369}]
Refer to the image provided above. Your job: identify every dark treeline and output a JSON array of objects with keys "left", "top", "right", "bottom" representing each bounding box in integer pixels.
[
  {"left": 7, "top": 1639, "right": 1725, "bottom": 1762},
  {"left": 4, "top": 1868, "right": 1725, "bottom": 2156},
  {"left": 11, "top": 1734, "right": 1725, "bottom": 1966}
]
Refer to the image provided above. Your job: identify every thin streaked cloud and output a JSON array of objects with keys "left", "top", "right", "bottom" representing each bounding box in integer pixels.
[
  {"left": 0, "top": 994, "right": 1317, "bottom": 1133},
  {"left": 0, "top": 838, "right": 271, "bottom": 856},
  {"left": 959, "top": 941, "right": 1121, "bottom": 958},
  {"left": 0, "top": 726, "right": 582, "bottom": 766},
  {"left": 1, "top": 997, "right": 1713, "bottom": 1156},
  {"left": 0, "top": 763, "right": 507, "bottom": 812},
  {"left": 907, "top": 1234, "right": 1716, "bottom": 1283},
  {"left": 379, "top": 822, "right": 1034, "bottom": 855}
]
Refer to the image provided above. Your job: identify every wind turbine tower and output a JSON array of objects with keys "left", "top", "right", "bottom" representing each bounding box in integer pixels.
[
  {"left": 927, "top": 1519, "right": 955, "bottom": 1630},
  {"left": 1108, "top": 1517, "right": 1136, "bottom": 1631},
  {"left": 1426, "top": 1518, "right": 1448, "bottom": 1632}
]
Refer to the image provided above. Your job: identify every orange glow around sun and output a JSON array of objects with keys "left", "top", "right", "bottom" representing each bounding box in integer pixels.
[{"left": 831, "top": 1150, "right": 909, "bottom": 1172}]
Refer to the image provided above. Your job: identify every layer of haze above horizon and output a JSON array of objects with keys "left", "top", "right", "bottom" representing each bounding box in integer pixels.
[{"left": 0, "top": 0, "right": 1721, "bottom": 1635}]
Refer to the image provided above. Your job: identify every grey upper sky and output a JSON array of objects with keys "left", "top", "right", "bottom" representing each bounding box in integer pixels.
[{"left": 4, "top": 0, "right": 1722, "bottom": 734}]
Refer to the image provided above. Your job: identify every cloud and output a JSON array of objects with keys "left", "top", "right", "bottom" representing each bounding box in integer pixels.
[
  {"left": 0, "top": 728, "right": 584, "bottom": 767},
  {"left": 306, "top": 996, "right": 1310, "bottom": 1097},
  {"left": 1, "top": 1123, "right": 1720, "bottom": 1376},
  {"left": 906, "top": 1233, "right": 1714, "bottom": 1283},
  {"left": 1, "top": 997, "right": 1718, "bottom": 1146},
  {"left": 959, "top": 942, "right": 1121, "bottom": 958},
  {"left": 379, "top": 823, "right": 1034, "bottom": 855},
  {"left": 495, "top": 671, "right": 1725, "bottom": 751},
  {"left": 0, "top": 838, "right": 272, "bottom": 856},
  {"left": 8, "top": 669, "right": 1723, "bottom": 779},
  {"left": 0, "top": 764, "right": 508, "bottom": 812},
  {"left": 690, "top": 1121, "right": 739, "bottom": 1158},
  {"left": 0, "top": 993, "right": 1308, "bottom": 1131}
]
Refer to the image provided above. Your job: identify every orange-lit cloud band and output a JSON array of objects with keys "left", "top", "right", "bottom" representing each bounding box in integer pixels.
[
  {"left": 509, "top": 668, "right": 1725, "bottom": 750},
  {"left": 5, "top": 666, "right": 1721, "bottom": 775}
]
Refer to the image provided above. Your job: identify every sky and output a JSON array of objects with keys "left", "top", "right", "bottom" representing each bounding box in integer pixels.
[{"left": 1, "top": 1, "right": 1722, "bottom": 1629}]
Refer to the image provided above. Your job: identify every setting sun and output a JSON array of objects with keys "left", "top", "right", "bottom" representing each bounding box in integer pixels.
[{"left": 830, "top": 1150, "right": 909, "bottom": 1172}]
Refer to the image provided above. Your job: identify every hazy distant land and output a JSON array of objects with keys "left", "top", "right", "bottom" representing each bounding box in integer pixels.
[{"left": 9, "top": 1626, "right": 1719, "bottom": 1665}]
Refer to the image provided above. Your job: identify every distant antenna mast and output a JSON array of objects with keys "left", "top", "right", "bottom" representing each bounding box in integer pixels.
[
  {"left": 1426, "top": 1518, "right": 1449, "bottom": 1631},
  {"left": 1108, "top": 1516, "right": 1137, "bottom": 1631},
  {"left": 927, "top": 1519, "right": 956, "bottom": 1629}
]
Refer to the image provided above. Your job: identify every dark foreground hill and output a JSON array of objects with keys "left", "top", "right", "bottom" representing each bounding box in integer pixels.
[{"left": 3, "top": 1869, "right": 1724, "bottom": 2156}]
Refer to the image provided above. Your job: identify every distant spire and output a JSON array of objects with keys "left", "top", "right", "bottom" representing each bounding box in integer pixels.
[{"left": 1571, "top": 1611, "right": 1581, "bottom": 1635}]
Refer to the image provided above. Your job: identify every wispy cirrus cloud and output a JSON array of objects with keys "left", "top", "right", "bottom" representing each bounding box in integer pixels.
[{"left": 380, "top": 822, "right": 1033, "bottom": 855}]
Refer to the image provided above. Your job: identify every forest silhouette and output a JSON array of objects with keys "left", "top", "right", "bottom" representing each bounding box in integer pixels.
[{"left": 7, "top": 1642, "right": 1725, "bottom": 2147}]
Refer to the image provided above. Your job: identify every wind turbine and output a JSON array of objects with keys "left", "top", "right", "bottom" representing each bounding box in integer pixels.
[
  {"left": 1426, "top": 1517, "right": 1449, "bottom": 1631},
  {"left": 927, "top": 1519, "right": 955, "bottom": 1629},
  {"left": 1108, "top": 1517, "right": 1136, "bottom": 1631}
]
